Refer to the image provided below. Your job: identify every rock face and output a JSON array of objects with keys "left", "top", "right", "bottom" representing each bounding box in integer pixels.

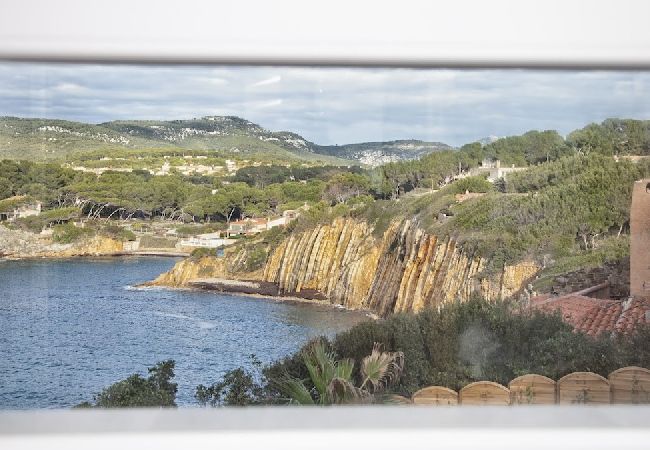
[
  {"left": 549, "top": 259, "right": 630, "bottom": 298},
  {"left": 0, "top": 225, "right": 124, "bottom": 258},
  {"left": 53, "top": 235, "right": 124, "bottom": 257},
  {"left": 152, "top": 218, "right": 539, "bottom": 317},
  {"left": 152, "top": 256, "right": 229, "bottom": 286}
]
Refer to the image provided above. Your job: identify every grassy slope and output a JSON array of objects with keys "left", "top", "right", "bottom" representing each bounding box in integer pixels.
[
  {"left": 356, "top": 153, "right": 649, "bottom": 280},
  {"left": 0, "top": 117, "right": 353, "bottom": 165}
]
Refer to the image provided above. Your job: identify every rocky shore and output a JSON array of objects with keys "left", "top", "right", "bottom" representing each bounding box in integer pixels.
[
  {"left": 0, "top": 225, "right": 125, "bottom": 259},
  {"left": 147, "top": 218, "right": 540, "bottom": 317},
  {"left": 0, "top": 225, "right": 191, "bottom": 260},
  {"left": 188, "top": 277, "right": 327, "bottom": 300}
]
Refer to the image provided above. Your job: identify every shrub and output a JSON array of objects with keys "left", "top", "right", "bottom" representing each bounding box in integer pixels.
[
  {"left": 14, "top": 207, "right": 80, "bottom": 233},
  {"left": 244, "top": 246, "right": 268, "bottom": 272},
  {"left": 102, "top": 224, "right": 136, "bottom": 241},
  {"left": 263, "top": 298, "right": 637, "bottom": 396},
  {"left": 139, "top": 235, "right": 177, "bottom": 249},
  {"left": 196, "top": 356, "right": 265, "bottom": 407},
  {"left": 451, "top": 176, "right": 493, "bottom": 194},
  {"left": 52, "top": 223, "right": 93, "bottom": 244},
  {"left": 190, "top": 247, "right": 215, "bottom": 259},
  {"left": 79, "top": 360, "right": 177, "bottom": 408}
]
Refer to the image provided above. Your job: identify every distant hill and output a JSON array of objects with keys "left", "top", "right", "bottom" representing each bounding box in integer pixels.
[
  {"left": 316, "top": 140, "right": 452, "bottom": 166},
  {"left": 0, "top": 116, "right": 452, "bottom": 166},
  {"left": 477, "top": 135, "right": 503, "bottom": 146}
]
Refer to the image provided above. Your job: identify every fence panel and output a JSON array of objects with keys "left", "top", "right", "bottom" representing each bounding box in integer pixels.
[
  {"left": 459, "top": 381, "right": 510, "bottom": 406},
  {"left": 412, "top": 386, "right": 458, "bottom": 405},
  {"left": 558, "top": 372, "right": 610, "bottom": 404},
  {"left": 384, "top": 394, "right": 412, "bottom": 404},
  {"left": 509, "top": 374, "right": 557, "bottom": 405},
  {"left": 609, "top": 366, "right": 650, "bottom": 404}
]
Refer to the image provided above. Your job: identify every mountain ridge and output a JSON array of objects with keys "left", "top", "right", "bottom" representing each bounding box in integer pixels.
[{"left": 0, "top": 115, "right": 453, "bottom": 166}]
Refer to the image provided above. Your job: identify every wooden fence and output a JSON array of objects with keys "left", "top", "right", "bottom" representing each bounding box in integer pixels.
[
  {"left": 509, "top": 374, "right": 556, "bottom": 405},
  {"left": 400, "top": 366, "right": 650, "bottom": 405}
]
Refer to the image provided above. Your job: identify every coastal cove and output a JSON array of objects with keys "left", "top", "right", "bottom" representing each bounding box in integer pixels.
[{"left": 0, "top": 257, "right": 370, "bottom": 409}]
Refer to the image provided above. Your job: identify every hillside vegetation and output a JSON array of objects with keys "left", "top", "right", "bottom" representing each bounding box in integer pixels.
[
  {"left": 2, "top": 117, "right": 649, "bottom": 281},
  {"left": 354, "top": 154, "right": 649, "bottom": 277},
  {"left": 0, "top": 116, "right": 448, "bottom": 165}
]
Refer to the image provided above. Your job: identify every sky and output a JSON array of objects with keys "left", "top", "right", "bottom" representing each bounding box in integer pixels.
[{"left": 1, "top": 63, "right": 649, "bottom": 147}]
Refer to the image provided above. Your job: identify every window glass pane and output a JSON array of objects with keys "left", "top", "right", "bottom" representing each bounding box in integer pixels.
[{"left": 1, "top": 63, "right": 649, "bottom": 409}]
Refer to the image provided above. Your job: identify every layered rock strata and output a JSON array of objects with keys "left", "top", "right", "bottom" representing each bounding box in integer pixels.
[{"left": 150, "top": 218, "right": 539, "bottom": 316}]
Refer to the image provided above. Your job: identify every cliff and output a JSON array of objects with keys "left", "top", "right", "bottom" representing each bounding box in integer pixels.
[
  {"left": 52, "top": 235, "right": 124, "bottom": 257},
  {"left": 0, "top": 225, "right": 124, "bottom": 258},
  {"left": 151, "top": 218, "right": 539, "bottom": 316}
]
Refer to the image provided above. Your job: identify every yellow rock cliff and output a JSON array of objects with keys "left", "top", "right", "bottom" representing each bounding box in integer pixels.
[{"left": 151, "top": 218, "right": 539, "bottom": 316}]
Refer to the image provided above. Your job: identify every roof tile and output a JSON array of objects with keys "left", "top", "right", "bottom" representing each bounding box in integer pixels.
[{"left": 531, "top": 294, "right": 649, "bottom": 336}]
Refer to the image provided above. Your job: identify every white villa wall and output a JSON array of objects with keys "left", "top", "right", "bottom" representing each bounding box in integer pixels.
[{"left": 179, "top": 237, "right": 236, "bottom": 249}]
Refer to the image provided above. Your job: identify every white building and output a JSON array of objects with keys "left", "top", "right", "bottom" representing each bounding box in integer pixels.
[
  {"left": 0, "top": 199, "right": 42, "bottom": 222},
  {"left": 469, "top": 159, "right": 525, "bottom": 183},
  {"left": 179, "top": 232, "right": 237, "bottom": 249}
]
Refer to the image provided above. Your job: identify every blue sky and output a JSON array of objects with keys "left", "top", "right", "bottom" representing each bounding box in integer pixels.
[{"left": 0, "top": 63, "right": 649, "bottom": 146}]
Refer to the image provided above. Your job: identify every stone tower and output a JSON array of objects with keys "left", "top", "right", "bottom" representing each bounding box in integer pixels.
[{"left": 630, "top": 179, "right": 650, "bottom": 298}]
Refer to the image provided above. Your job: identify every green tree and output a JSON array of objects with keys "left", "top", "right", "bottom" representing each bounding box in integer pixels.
[
  {"left": 0, "top": 176, "right": 12, "bottom": 199},
  {"left": 81, "top": 360, "right": 178, "bottom": 408},
  {"left": 196, "top": 362, "right": 264, "bottom": 407},
  {"left": 324, "top": 173, "right": 371, "bottom": 204}
]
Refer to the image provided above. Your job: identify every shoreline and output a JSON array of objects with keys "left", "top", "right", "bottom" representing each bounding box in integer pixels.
[
  {"left": 0, "top": 251, "right": 189, "bottom": 261},
  {"left": 138, "top": 281, "right": 380, "bottom": 319},
  {"left": 0, "top": 252, "right": 379, "bottom": 319}
]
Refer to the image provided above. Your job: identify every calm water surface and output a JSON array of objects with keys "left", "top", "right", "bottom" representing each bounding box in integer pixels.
[{"left": 0, "top": 257, "right": 370, "bottom": 409}]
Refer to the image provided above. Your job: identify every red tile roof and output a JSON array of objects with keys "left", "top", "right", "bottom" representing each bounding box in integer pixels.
[
  {"left": 615, "top": 297, "right": 650, "bottom": 334},
  {"left": 530, "top": 294, "right": 650, "bottom": 337}
]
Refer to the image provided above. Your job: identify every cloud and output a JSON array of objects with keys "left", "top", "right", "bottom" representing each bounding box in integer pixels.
[
  {"left": 53, "top": 82, "right": 89, "bottom": 94},
  {"left": 251, "top": 75, "right": 282, "bottom": 87},
  {"left": 0, "top": 63, "right": 649, "bottom": 146},
  {"left": 250, "top": 99, "right": 283, "bottom": 109}
]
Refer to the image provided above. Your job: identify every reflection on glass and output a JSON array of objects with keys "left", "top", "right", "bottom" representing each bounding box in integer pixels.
[{"left": 0, "top": 64, "right": 649, "bottom": 408}]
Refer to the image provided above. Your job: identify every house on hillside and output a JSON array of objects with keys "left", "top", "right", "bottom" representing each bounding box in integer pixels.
[
  {"left": 227, "top": 209, "right": 301, "bottom": 236},
  {"left": 179, "top": 232, "right": 236, "bottom": 249},
  {"left": 470, "top": 158, "right": 526, "bottom": 182},
  {"left": 0, "top": 198, "right": 42, "bottom": 222},
  {"left": 228, "top": 218, "right": 269, "bottom": 236},
  {"left": 481, "top": 157, "right": 499, "bottom": 169}
]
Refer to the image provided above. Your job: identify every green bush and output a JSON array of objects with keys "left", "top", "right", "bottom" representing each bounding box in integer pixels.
[
  {"left": 196, "top": 356, "right": 265, "bottom": 406},
  {"left": 450, "top": 176, "right": 493, "bottom": 194},
  {"left": 52, "top": 223, "right": 93, "bottom": 244},
  {"left": 430, "top": 154, "right": 650, "bottom": 271},
  {"left": 139, "top": 235, "right": 177, "bottom": 249},
  {"left": 190, "top": 247, "right": 215, "bottom": 259},
  {"left": 244, "top": 246, "right": 268, "bottom": 272},
  {"left": 14, "top": 207, "right": 80, "bottom": 233},
  {"left": 101, "top": 224, "right": 136, "bottom": 241},
  {"left": 263, "top": 298, "right": 639, "bottom": 396},
  {"left": 78, "top": 360, "right": 177, "bottom": 408}
]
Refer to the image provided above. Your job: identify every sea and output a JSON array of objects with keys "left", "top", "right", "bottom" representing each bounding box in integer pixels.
[{"left": 0, "top": 257, "right": 369, "bottom": 408}]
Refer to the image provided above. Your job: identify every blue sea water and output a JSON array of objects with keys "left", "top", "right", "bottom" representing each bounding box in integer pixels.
[{"left": 0, "top": 257, "right": 369, "bottom": 409}]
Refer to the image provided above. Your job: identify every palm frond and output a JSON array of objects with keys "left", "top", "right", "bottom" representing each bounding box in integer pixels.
[
  {"left": 325, "top": 377, "right": 370, "bottom": 405},
  {"left": 360, "top": 343, "right": 405, "bottom": 392},
  {"left": 302, "top": 341, "right": 337, "bottom": 398},
  {"left": 334, "top": 357, "right": 355, "bottom": 381},
  {"left": 273, "top": 376, "right": 315, "bottom": 405}
]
